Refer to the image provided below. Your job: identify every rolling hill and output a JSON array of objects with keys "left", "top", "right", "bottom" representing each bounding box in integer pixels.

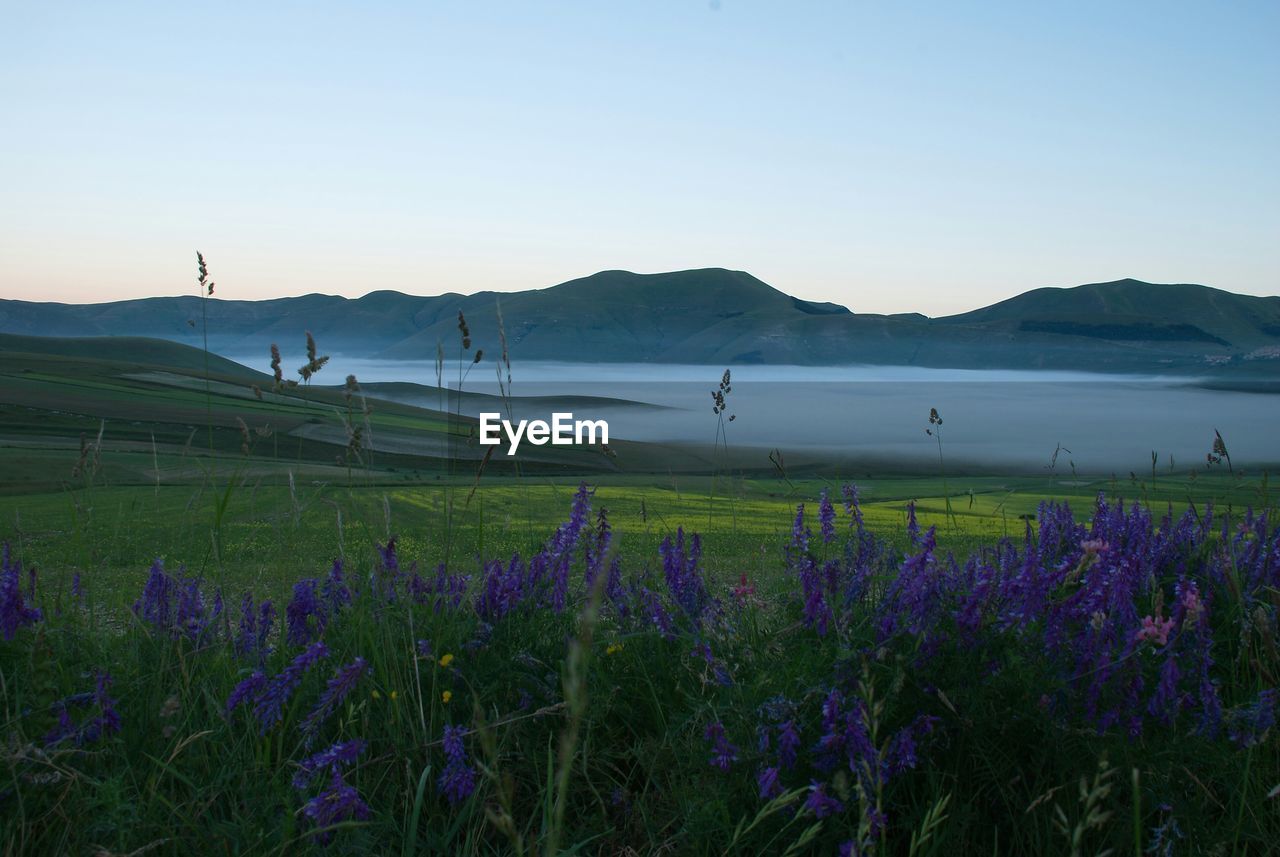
[{"left": 2, "top": 270, "right": 1278, "bottom": 375}]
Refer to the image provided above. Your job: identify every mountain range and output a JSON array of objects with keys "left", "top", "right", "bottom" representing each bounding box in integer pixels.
[{"left": 2, "top": 269, "right": 1278, "bottom": 375}]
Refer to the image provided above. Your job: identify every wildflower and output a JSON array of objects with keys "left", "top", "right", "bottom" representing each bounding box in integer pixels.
[
  {"left": 286, "top": 579, "right": 326, "bottom": 646},
  {"left": 1180, "top": 585, "right": 1204, "bottom": 626},
  {"left": 293, "top": 738, "right": 366, "bottom": 789},
  {"left": 226, "top": 671, "right": 267, "bottom": 714},
  {"left": 731, "top": 572, "right": 756, "bottom": 604},
  {"left": 790, "top": 504, "right": 809, "bottom": 554},
  {"left": 439, "top": 653, "right": 454, "bottom": 668},
  {"left": 132, "top": 559, "right": 175, "bottom": 632},
  {"left": 703, "top": 721, "right": 738, "bottom": 771},
  {"left": 259, "top": 601, "right": 277, "bottom": 655},
  {"left": 818, "top": 489, "right": 836, "bottom": 544},
  {"left": 661, "top": 528, "right": 712, "bottom": 621},
  {"left": 842, "top": 483, "right": 864, "bottom": 529},
  {"left": 1224, "top": 689, "right": 1277, "bottom": 748},
  {"left": 777, "top": 720, "right": 801, "bottom": 770},
  {"left": 1080, "top": 538, "right": 1109, "bottom": 555},
  {"left": 322, "top": 559, "right": 352, "bottom": 613},
  {"left": 175, "top": 576, "right": 211, "bottom": 641},
  {"left": 1146, "top": 805, "right": 1184, "bottom": 857},
  {"left": 416, "top": 639, "right": 433, "bottom": 659},
  {"left": 757, "top": 766, "right": 782, "bottom": 799},
  {"left": 605, "top": 642, "right": 624, "bottom": 656},
  {"left": 441, "top": 690, "right": 452, "bottom": 704},
  {"left": 250, "top": 641, "right": 329, "bottom": 734},
  {"left": 1, "top": 544, "right": 42, "bottom": 640},
  {"left": 300, "top": 657, "right": 369, "bottom": 743},
  {"left": 437, "top": 724, "right": 477, "bottom": 805},
  {"left": 804, "top": 781, "right": 844, "bottom": 818},
  {"left": 1136, "top": 615, "right": 1175, "bottom": 647},
  {"left": 45, "top": 671, "right": 120, "bottom": 746},
  {"left": 301, "top": 769, "right": 371, "bottom": 843},
  {"left": 235, "top": 594, "right": 278, "bottom": 662}
]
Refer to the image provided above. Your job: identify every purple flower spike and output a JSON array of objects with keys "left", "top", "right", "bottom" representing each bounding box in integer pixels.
[
  {"left": 804, "top": 780, "right": 844, "bottom": 819},
  {"left": 301, "top": 769, "right": 371, "bottom": 843},
  {"left": 437, "top": 724, "right": 478, "bottom": 806},
  {"left": 1, "top": 544, "right": 42, "bottom": 640},
  {"left": 300, "top": 657, "right": 370, "bottom": 743},
  {"left": 703, "top": 720, "right": 739, "bottom": 771},
  {"left": 249, "top": 641, "right": 329, "bottom": 734}
]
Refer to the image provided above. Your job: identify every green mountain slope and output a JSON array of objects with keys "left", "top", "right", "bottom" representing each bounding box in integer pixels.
[
  {"left": 938, "top": 279, "right": 1280, "bottom": 349},
  {"left": 2, "top": 270, "right": 1278, "bottom": 374}
]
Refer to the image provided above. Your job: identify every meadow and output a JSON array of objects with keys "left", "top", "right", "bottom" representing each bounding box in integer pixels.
[{"left": 1, "top": 330, "right": 1278, "bottom": 855}]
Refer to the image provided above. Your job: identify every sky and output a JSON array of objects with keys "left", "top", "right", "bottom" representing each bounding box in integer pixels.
[{"left": 1, "top": 1, "right": 1277, "bottom": 315}]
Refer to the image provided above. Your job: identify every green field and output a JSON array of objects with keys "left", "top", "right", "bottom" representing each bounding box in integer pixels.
[{"left": 1, "top": 333, "right": 1272, "bottom": 605}]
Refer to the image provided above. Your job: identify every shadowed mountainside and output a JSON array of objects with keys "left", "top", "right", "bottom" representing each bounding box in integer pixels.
[{"left": 2, "top": 269, "right": 1278, "bottom": 375}]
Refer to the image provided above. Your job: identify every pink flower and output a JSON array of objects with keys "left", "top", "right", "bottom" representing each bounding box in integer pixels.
[
  {"left": 1181, "top": 586, "right": 1204, "bottom": 625},
  {"left": 1135, "top": 614, "right": 1175, "bottom": 647},
  {"left": 1080, "top": 539, "right": 1109, "bottom": 555},
  {"left": 732, "top": 573, "right": 757, "bottom": 605}
]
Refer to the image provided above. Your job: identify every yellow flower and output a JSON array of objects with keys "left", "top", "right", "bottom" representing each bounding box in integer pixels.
[
  {"left": 390, "top": 690, "right": 398, "bottom": 701},
  {"left": 441, "top": 690, "right": 453, "bottom": 704},
  {"left": 606, "top": 642, "right": 624, "bottom": 656},
  {"left": 371, "top": 689, "right": 382, "bottom": 700},
  {"left": 438, "top": 653, "right": 454, "bottom": 668}
]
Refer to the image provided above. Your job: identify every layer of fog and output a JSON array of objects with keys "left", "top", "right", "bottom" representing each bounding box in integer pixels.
[{"left": 225, "top": 356, "right": 1279, "bottom": 472}]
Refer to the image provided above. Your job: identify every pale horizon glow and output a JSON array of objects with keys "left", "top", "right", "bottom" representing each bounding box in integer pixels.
[{"left": 1, "top": 2, "right": 1277, "bottom": 314}]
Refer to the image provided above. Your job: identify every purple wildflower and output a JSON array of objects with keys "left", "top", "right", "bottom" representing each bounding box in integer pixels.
[
  {"left": 437, "top": 724, "right": 477, "bottom": 806},
  {"left": 703, "top": 721, "right": 739, "bottom": 771},
  {"left": 257, "top": 600, "right": 277, "bottom": 656},
  {"left": 45, "top": 671, "right": 120, "bottom": 746},
  {"left": 1225, "top": 689, "right": 1277, "bottom": 748},
  {"left": 301, "top": 769, "right": 371, "bottom": 843},
  {"left": 777, "top": 720, "right": 801, "bottom": 770},
  {"left": 819, "top": 489, "right": 836, "bottom": 544},
  {"left": 842, "top": 483, "right": 864, "bottom": 529},
  {"left": 757, "top": 766, "right": 782, "bottom": 799},
  {"left": 293, "top": 738, "right": 367, "bottom": 789},
  {"left": 250, "top": 641, "right": 329, "bottom": 734},
  {"left": 790, "top": 504, "right": 809, "bottom": 555},
  {"left": 1, "top": 544, "right": 42, "bottom": 640},
  {"left": 175, "top": 577, "right": 209, "bottom": 641},
  {"left": 286, "top": 579, "right": 326, "bottom": 646},
  {"left": 661, "top": 528, "right": 711, "bottom": 622},
  {"left": 300, "top": 657, "right": 370, "bottom": 743},
  {"left": 411, "top": 563, "right": 469, "bottom": 613},
  {"left": 226, "top": 670, "right": 267, "bottom": 714},
  {"left": 132, "top": 559, "right": 174, "bottom": 631},
  {"left": 804, "top": 780, "right": 844, "bottom": 818},
  {"left": 235, "top": 593, "right": 258, "bottom": 659},
  {"left": 322, "top": 559, "right": 352, "bottom": 613}
]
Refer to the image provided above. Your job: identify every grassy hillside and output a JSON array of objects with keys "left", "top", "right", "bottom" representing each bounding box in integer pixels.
[
  {"left": 0, "top": 334, "right": 665, "bottom": 493},
  {"left": 0, "top": 332, "right": 270, "bottom": 377},
  {"left": 939, "top": 278, "right": 1280, "bottom": 349}
]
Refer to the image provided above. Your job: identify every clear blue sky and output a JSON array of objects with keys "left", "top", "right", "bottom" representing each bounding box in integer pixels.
[{"left": 2, "top": 1, "right": 1277, "bottom": 313}]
